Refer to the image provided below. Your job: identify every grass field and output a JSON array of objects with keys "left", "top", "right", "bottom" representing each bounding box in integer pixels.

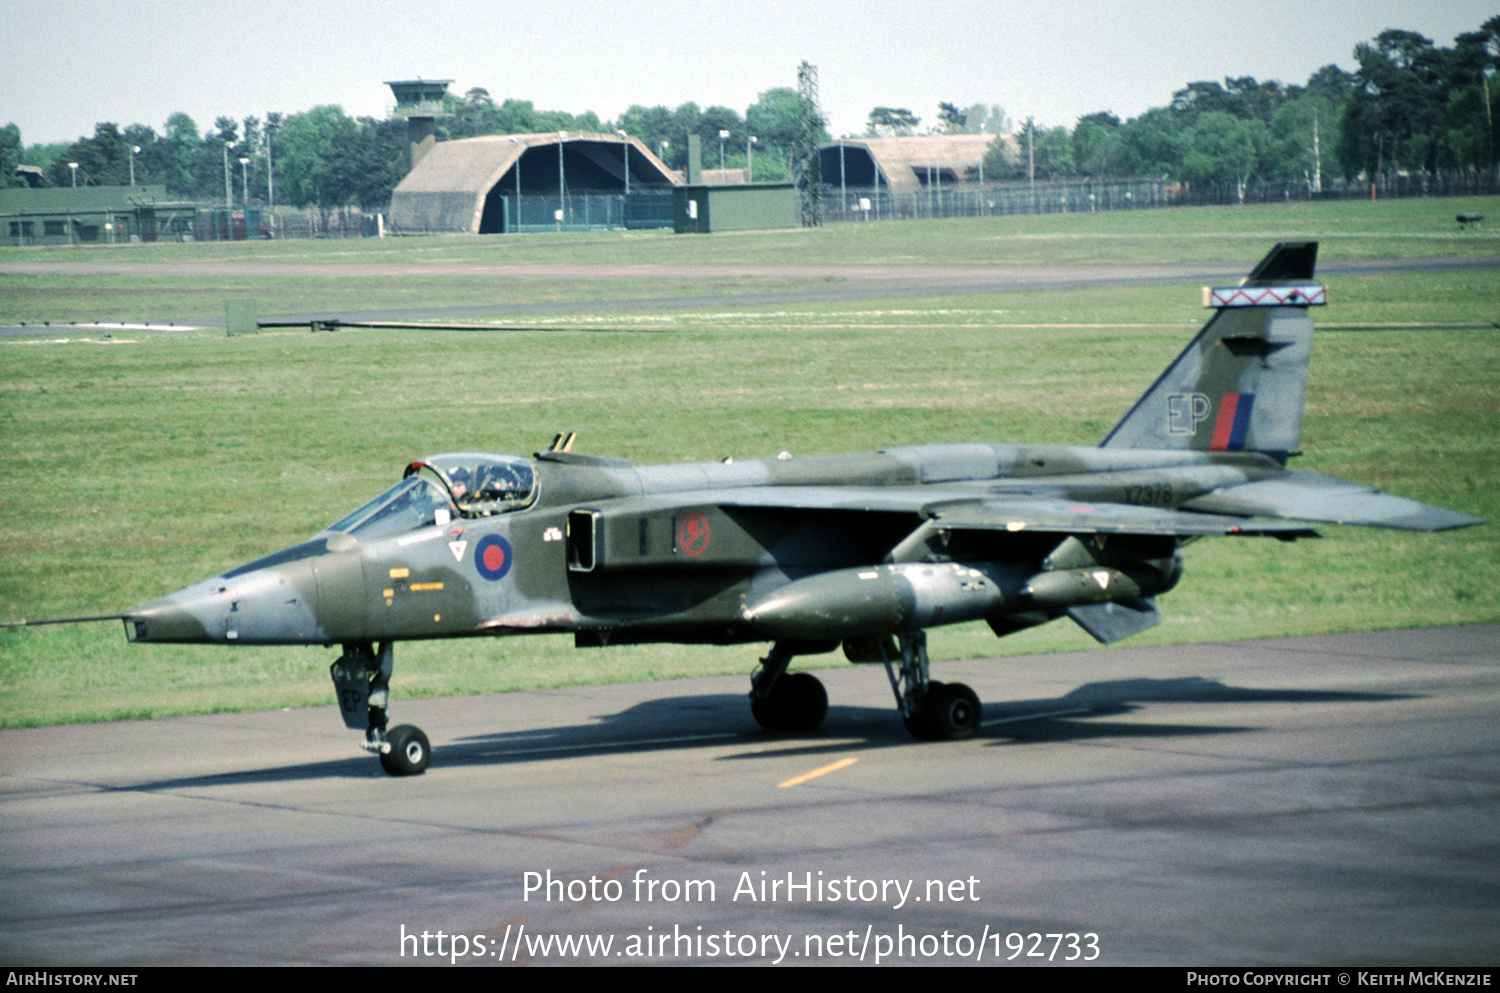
[{"left": 1, "top": 198, "right": 1497, "bottom": 727}]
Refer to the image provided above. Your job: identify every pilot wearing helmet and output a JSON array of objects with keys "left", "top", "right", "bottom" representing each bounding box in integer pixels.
[{"left": 444, "top": 465, "right": 474, "bottom": 503}]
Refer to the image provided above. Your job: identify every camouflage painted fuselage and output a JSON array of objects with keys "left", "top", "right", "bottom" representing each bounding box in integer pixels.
[{"left": 126, "top": 443, "right": 1266, "bottom": 649}]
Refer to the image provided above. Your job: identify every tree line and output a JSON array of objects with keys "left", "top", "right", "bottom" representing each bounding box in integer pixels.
[
  {"left": 0, "top": 87, "right": 824, "bottom": 214},
  {"left": 1, "top": 110, "right": 414, "bottom": 212},
  {"left": 975, "top": 20, "right": 1499, "bottom": 197},
  {"left": 3, "top": 16, "right": 1494, "bottom": 213}
]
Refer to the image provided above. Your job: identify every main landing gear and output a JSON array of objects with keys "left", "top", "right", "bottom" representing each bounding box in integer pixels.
[
  {"left": 748, "top": 632, "right": 982, "bottom": 741},
  {"left": 749, "top": 642, "right": 830, "bottom": 732},
  {"left": 330, "top": 642, "right": 430, "bottom": 776},
  {"left": 879, "top": 631, "right": 982, "bottom": 740}
]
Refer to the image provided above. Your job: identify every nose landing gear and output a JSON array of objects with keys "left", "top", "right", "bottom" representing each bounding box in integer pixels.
[{"left": 331, "top": 642, "right": 430, "bottom": 776}]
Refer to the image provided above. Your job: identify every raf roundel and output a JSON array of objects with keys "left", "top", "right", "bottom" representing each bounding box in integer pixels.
[{"left": 474, "top": 534, "right": 513, "bottom": 581}]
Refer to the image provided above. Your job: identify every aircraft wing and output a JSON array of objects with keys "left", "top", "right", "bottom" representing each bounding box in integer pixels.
[
  {"left": 620, "top": 472, "right": 1474, "bottom": 541},
  {"left": 1178, "top": 471, "right": 1485, "bottom": 532},
  {"left": 705, "top": 475, "right": 1478, "bottom": 536},
  {"left": 919, "top": 498, "right": 1317, "bottom": 537},
  {"left": 690, "top": 487, "right": 1318, "bottom": 538}
]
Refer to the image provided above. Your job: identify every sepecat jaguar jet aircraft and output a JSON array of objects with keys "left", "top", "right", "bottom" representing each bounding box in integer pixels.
[{"left": 13, "top": 243, "right": 1482, "bottom": 775}]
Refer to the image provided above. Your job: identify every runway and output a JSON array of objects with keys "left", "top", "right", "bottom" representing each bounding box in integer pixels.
[{"left": 2, "top": 625, "right": 1497, "bottom": 966}]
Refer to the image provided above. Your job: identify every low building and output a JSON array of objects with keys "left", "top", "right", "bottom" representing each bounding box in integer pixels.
[
  {"left": 0, "top": 185, "right": 201, "bottom": 245},
  {"left": 672, "top": 183, "right": 797, "bottom": 233}
]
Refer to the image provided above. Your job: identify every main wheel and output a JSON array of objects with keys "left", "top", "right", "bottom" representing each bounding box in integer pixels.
[
  {"left": 902, "top": 680, "right": 942, "bottom": 739},
  {"left": 904, "top": 682, "right": 981, "bottom": 741},
  {"left": 380, "top": 724, "right": 431, "bottom": 776},
  {"left": 750, "top": 672, "right": 829, "bottom": 733}
]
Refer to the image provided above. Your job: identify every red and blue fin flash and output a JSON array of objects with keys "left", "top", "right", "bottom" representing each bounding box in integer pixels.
[{"left": 1210, "top": 393, "right": 1255, "bottom": 451}]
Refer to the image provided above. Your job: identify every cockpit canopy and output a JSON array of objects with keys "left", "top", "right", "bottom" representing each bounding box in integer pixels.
[
  {"left": 324, "top": 453, "right": 536, "bottom": 542},
  {"left": 408, "top": 453, "right": 537, "bottom": 516}
]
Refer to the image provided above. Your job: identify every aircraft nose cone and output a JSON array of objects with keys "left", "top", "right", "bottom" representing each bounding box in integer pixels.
[
  {"left": 123, "top": 558, "right": 328, "bottom": 645},
  {"left": 124, "top": 593, "right": 214, "bottom": 643}
]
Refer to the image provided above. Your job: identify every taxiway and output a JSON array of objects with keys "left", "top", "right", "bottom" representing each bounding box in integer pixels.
[{"left": 1, "top": 625, "right": 1496, "bottom": 966}]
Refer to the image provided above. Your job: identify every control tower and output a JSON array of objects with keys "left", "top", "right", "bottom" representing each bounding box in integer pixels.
[{"left": 386, "top": 79, "right": 453, "bottom": 169}]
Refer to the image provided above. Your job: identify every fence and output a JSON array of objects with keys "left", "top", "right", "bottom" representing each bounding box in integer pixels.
[
  {"left": 13, "top": 173, "right": 1489, "bottom": 246},
  {"left": 1167, "top": 171, "right": 1499, "bottom": 205},
  {"left": 500, "top": 191, "right": 675, "bottom": 233},
  {"left": 304, "top": 173, "right": 1500, "bottom": 237},
  {"left": 819, "top": 171, "right": 1498, "bottom": 224},
  {"left": 822, "top": 178, "right": 1170, "bottom": 223}
]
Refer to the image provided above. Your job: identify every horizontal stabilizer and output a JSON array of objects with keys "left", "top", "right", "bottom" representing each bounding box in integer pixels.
[
  {"left": 1182, "top": 472, "right": 1485, "bottom": 532},
  {"left": 1068, "top": 597, "right": 1160, "bottom": 644}
]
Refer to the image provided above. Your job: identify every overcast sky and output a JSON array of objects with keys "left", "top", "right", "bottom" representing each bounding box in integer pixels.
[{"left": 5, "top": 0, "right": 1494, "bottom": 146}]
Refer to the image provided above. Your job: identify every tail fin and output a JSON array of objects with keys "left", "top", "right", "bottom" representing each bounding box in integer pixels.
[{"left": 1100, "top": 242, "right": 1323, "bottom": 462}]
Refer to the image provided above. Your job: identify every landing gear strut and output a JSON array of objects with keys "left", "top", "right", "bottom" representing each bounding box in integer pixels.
[
  {"left": 330, "top": 641, "right": 430, "bottom": 775},
  {"left": 749, "top": 642, "right": 829, "bottom": 732},
  {"left": 878, "top": 631, "right": 982, "bottom": 740},
  {"left": 746, "top": 635, "right": 982, "bottom": 741}
]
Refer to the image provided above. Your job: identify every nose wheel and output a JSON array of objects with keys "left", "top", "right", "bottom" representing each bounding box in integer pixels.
[{"left": 379, "top": 724, "right": 431, "bottom": 776}]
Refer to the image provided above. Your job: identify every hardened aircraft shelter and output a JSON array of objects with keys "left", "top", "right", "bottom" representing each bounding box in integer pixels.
[
  {"left": 820, "top": 135, "right": 1007, "bottom": 195},
  {"left": 813, "top": 133, "right": 1175, "bottom": 222},
  {"left": 387, "top": 132, "right": 679, "bottom": 235}
]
